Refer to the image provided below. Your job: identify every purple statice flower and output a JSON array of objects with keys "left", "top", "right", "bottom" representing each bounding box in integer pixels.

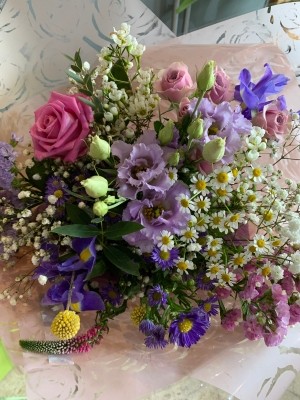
[
  {"left": 234, "top": 63, "right": 289, "bottom": 119},
  {"left": 221, "top": 308, "right": 241, "bottom": 331},
  {"left": 58, "top": 237, "right": 96, "bottom": 273},
  {"left": 42, "top": 273, "right": 104, "bottom": 311},
  {"left": 151, "top": 246, "right": 179, "bottom": 270},
  {"left": 200, "top": 296, "right": 219, "bottom": 316},
  {"left": 144, "top": 325, "right": 168, "bottom": 349},
  {"left": 122, "top": 181, "right": 190, "bottom": 252},
  {"left": 0, "top": 142, "right": 17, "bottom": 190},
  {"left": 169, "top": 309, "right": 210, "bottom": 348},
  {"left": 45, "top": 176, "right": 68, "bottom": 206},
  {"left": 111, "top": 131, "right": 173, "bottom": 200},
  {"left": 214, "top": 286, "right": 232, "bottom": 299},
  {"left": 243, "top": 315, "right": 264, "bottom": 341},
  {"left": 139, "top": 319, "right": 155, "bottom": 335},
  {"left": 239, "top": 273, "right": 264, "bottom": 301},
  {"left": 147, "top": 284, "right": 168, "bottom": 308},
  {"left": 196, "top": 98, "right": 252, "bottom": 164},
  {"left": 100, "top": 283, "right": 122, "bottom": 306},
  {"left": 280, "top": 269, "right": 295, "bottom": 295},
  {"left": 263, "top": 326, "right": 288, "bottom": 347},
  {"left": 289, "top": 303, "right": 300, "bottom": 325}
]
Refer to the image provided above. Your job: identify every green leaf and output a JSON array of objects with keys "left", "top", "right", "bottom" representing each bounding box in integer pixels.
[
  {"left": 74, "top": 49, "right": 82, "bottom": 70},
  {"left": 25, "top": 161, "right": 48, "bottom": 191},
  {"left": 103, "top": 246, "right": 139, "bottom": 276},
  {"left": 65, "top": 203, "right": 91, "bottom": 225},
  {"left": 86, "top": 259, "right": 107, "bottom": 280},
  {"left": 79, "top": 88, "right": 93, "bottom": 96},
  {"left": 78, "top": 96, "right": 95, "bottom": 108},
  {"left": 85, "top": 76, "right": 94, "bottom": 93},
  {"left": 105, "top": 221, "right": 143, "bottom": 240},
  {"left": 176, "top": 0, "right": 198, "bottom": 14},
  {"left": 154, "top": 120, "right": 164, "bottom": 134},
  {"left": 66, "top": 69, "right": 84, "bottom": 84},
  {"left": 110, "top": 59, "right": 131, "bottom": 90},
  {"left": 70, "top": 64, "right": 82, "bottom": 73},
  {"left": 52, "top": 224, "right": 99, "bottom": 237}
]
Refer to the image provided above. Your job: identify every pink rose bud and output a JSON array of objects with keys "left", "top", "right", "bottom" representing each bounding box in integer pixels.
[
  {"left": 154, "top": 62, "right": 196, "bottom": 103},
  {"left": 252, "top": 99, "right": 291, "bottom": 141},
  {"left": 178, "top": 97, "right": 192, "bottom": 119},
  {"left": 205, "top": 66, "right": 234, "bottom": 104},
  {"left": 30, "top": 92, "right": 94, "bottom": 162}
]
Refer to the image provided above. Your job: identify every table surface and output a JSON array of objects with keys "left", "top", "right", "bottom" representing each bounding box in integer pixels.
[{"left": 1, "top": 2, "right": 300, "bottom": 400}]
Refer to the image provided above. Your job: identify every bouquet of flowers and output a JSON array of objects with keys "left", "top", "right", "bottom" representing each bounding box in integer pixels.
[{"left": 1, "top": 23, "right": 300, "bottom": 355}]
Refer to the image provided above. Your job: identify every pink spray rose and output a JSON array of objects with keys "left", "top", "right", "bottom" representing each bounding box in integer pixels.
[
  {"left": 252, "top": 98, "right": 291, "bottom": 141},
  {"left": 30, "top": 91, "right": 94, "bottom": 162},
  {"left": 154, "top": 62, "right": 196, "bottom": 103},
  {"left": 205, "top": 66, "right": 234, "bottom": 104}
]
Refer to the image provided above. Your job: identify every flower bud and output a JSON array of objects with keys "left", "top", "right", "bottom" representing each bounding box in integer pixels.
[
  {"left": 158, "top": 120, "right": 174, "bottom": 145},
  {"left": 202, "top": 137, "right": 226, "bottom": 163},
  {"left": 89, "top": 136, "right": 111, "bottom": 161},
  {"left": 81, "top": 176, "right": 108, "bottom": 198},
  {"left": 167, "top": 151, "right": 180, "bottom": 166},
  {"left": 93, "top": 200, "right": 109, "bottom": 217},
  {"left": 187, "top": 117, "right": 203, "bottom": 139},
  {"left": 197, "top": 60, "right": 216, "bottom": 93}
]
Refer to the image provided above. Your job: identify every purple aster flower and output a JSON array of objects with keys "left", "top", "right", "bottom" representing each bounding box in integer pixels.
[
  {"left": 122, "top": 181, "right": 190, "bottom": 252},
  {"left": 58, "top": 237, "right": 96, "bottom": 273},
  {"left": 234, "top": 63, "right": 289, "bottom": 119},
  {"left": 100, "top": 283, "right": 122, "bottom": 306},
  {"left": 139, "top": 319, "right": 155, "bottom": 335},
  {"left": 111, "top": 130, "right": 173, "bottom": 200},
  {"left": 196, "top": 272, "right": 216, "bottom": 290},
  {"left": 45, "top": 176, "right": 68, "bottom": 206},
  {"left": 200, "top": 296, "right": 219, "bottom": 316},
  {"left": 147, "top": 284, "right": 168, "bottom": 307},
  {"left": 144, "top": 325, "right": 168, "bottom": 349},
  {"left": 169, "top": 309, "right": 210, "bottom": 348},
  {"left": 0, "top": 142, "right": 17, "bottom": 190},
  {"left": 42, "top": 273, "right": 104, "bottom": 312},
  {"left": 151, "top": 246, "right": 179, "bottom": 270}
]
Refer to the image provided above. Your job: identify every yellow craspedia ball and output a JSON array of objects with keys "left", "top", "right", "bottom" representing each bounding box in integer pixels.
[
  {"left": 50, "top": 310, "right": 80, "bottom": 340},
  {"left": 130, "top": 305, "right": 146, "bottom": 326}
]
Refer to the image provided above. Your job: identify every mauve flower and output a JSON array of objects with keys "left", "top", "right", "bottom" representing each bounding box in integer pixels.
[
  {"left": 30, "top": 92, "right": 93, "bottom": 162},
  {"left": 239, "top": 273, "right": 264, "bottom": 300},
  {"left": 122, "top": 181, "right": 190, "bottom": 252},
  {"left": 147, "top": 284, "right": 168, "bottom": 307},
  {"left": 154, "top": 62, "right": 196, "bottom": 103},
  {"left": 111, "top": 131, "right": 172, "bottom": 200},
  {"left": 263, "top": 326, "right": 287, "bottom": 347},
  {"left": 281, "top": 270, "right": 295, "bottom": 295},
  {"left": 234, "top": 63, "right": 289, "bottom": 119},
  {"left": 243, "top": 315, "right": 264, "bottom": 340},
  {"left": 221, "top": 308, "right": 241, "bottom": 331},
  {"left": 252, "top": 96, "right": 291, "bottom": 141},
  {"left": 289, "top": 303, "right": 300, "bottom": 325},
  {"left": 205, "top": 66, "right": 234, "bottom": 104}
]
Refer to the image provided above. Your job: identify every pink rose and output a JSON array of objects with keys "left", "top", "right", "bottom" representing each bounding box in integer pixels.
[
  {"left": 205, "top": 66, "right": 234, "bottom": 104},
  {"left": 30, "top": 91, "right": 94, "bottom": 162},
  {"left": 252, "top": 100, "right": 291, "bottom": 141},
  {"left": 154, "top": 62, "right": 196, "bottom": 103},
  {"left": 178, "top": 97, "right": 192, "bottom": 119}
]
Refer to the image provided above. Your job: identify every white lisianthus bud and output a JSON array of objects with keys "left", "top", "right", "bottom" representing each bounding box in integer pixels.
[
  {"left": 104, "top": 112, "right": 114, "bottom": 121},
  {"left": 168, "top": 151, "right": 180, "bottom": 167},
  {"left": 202, "top": 137, "right": 226, "bottom": 163},
  {"left": 158, "top": 120, "right": 174, "bottom": 146},
  {"left": 89, "top": 136, "right": 111, "bottom": 161},
  {"left": 83, "top": 61, "right": 90, "bottom": 71},
  {"left": 93, "top": 201, "right": 109, "bottom": 217},
  {"left": 197, "top": 60, "right": 216, "bottom": 93},
  {"left": 81, "top": 176, "right": 109, "bottom": 198},
  {"left": 187, "top": 117, "right": 204, "bottom": 139}
]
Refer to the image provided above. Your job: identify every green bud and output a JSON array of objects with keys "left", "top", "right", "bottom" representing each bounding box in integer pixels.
[
  {"left": 202, "top": 137, "right": 226, "bottom": 163},
  {"left": 93, "top": 200, "right": 109, "bottom": 217},
  {"left": 81, "top": 176, "right": 108, "bottom": 198},
  {"left": 187, "top": 117, "right": 203, "bottom": 139},
  {"left": 89, "top": 136, "right": 110, "bottom": 161},
  {"left": 197, "top": 60, "right": 216, "bottom": 93},
  {"left": 158, "top": 120, "right": 174, "bottom": 146},
  {"left": 167, "top": 151, "right": 180, "bottom": 167}
]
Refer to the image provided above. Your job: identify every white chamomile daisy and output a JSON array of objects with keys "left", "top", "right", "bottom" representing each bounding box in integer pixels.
[
  {"left": 176, "top": 193, "right": 194, "bottom": 213},
  {"left": 206, "top": 236, "right": 223, "bottom": 251},
  {"left": 216, "top": 268, "right": 236, "bottom": 286},
  {"left": 194, "top": 214, "right": 210, "bottom": 232},
  {"left": 175, "top": 258, "right": 194, "bottom": 275},
  {"left": 210, "top": 211, "right": 226, "bottom": 230},
  {"left": 156, "top": 230, "right": 174, "bottom": 251},
  {"left": 180, "top": 227, "right": 199, "bottom": 243},
  {"left": 167, "top": 167, "right": 178, "bottom": 183},
  {"left": 206, "top": 262, "right": 225, "bottom": 279},
  {"left": 194, "top": 195, "right": 211, "bottom": 213},
  {"left": 190, "top": 173, "right": 210, "bottom": 195},
  {"left": 211, "top": 166, "right": 233, "bottom": 188}
]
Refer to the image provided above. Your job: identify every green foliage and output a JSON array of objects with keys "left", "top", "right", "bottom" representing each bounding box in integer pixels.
[
  {"left": 103, "top": 246, "right": 139, "bottom": 276},
  {"left": 52, "top": 224, "right": 99, "bottom": 238},
  {"left": 105, "top": 221, "right": 143, "bottom": 240},
  {"left": 86, "top": 259, "right": 107, "bottom": 280},
  {"left": 65, "top": 203, "right": 91, "bottom": 225}
]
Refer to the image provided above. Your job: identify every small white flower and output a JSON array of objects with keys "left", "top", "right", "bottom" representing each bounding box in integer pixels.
[
  {"left": 176, "top": 193, "right": 193, "bottom": 213},
  {"left": 175, "top": 258, "right": 194, "bottom": 275},
  {"left": 156, "top": 230, "right": 174, "bottom": 251},
  {"left": 38, "top": 275, "right": 48, "bottom": 285}
]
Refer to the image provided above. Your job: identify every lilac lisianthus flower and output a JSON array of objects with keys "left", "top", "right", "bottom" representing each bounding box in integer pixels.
[
  {"left": 122, "top": 181, "right": 190, "bottom": 252},
  {"left": 42, "top": 273, "right": 104, "bottom": 311},
  {"left": 234, "top": 63, "right": 289, "bottom": 119},
  {"left": 111, "top": 131, "right": 173, "bottom": 200}
]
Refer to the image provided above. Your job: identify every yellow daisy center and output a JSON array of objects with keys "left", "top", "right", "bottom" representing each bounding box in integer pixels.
[
  {"left": 180, "top": 198, "right": 189, "bottom": 208},
  {"left": 177, "top": 261, "right": 188, "bottom": 271},
  {"left": 257, "top": 239, "right": 266, "bottom": 248},
  {"left": 217, "top": 188, "right": 227, "bottom": 197},
  {"left": 196, "top": 200, "right": 206, "bottom": 209},
  {"left": 261, "top": 266, "right": 271, "bottom": 277},
  {"left": 196, "top": 180, "right": 207, "bottom": 190},
  {"left": 184, "top": 231, "right": 193, "bottom": 239},
  {"left": 203, "top": 303, "right": 212, "bottom": 313},
  {"left": 233, "top": 255, "right": 245, "bottom": 266},
  {"left": 54, "top": 189, "right": 63, "bottom": 199},
  {"left": 253, "top": 168, "right": 262, "bottom": 177},
  {"left": 160, "top": 250, "right": 171, "bottom": 260},
  {"left": 221, "top": 272, "right": 231, "bottom": 283},
  {"left": 210, "top": 265, "right": 219, "bottom": 274},
  {"left": 207, "top": 249, "right": 217, "bottom": 257},
  {"left": 263, "top": 211, "right": 273, "bottom": 222},
  {"left": 216, "top": 172, "right": 229, "bottom": 184},
  {"left": 248, "top": 194, "right": 256, "bottom": 202},
  {"left": 232, "top": 168, "right": 238, "bottom": 178}
]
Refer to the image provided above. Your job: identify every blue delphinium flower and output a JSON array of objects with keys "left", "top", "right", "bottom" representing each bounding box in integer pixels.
[
  {"left": 151, "top": 246, "right": 179, "bottom": 270},
  {"left": 234, "top": 63, "right": 289, "bottom": 119},
  {"left": 147, "top": 284, "right": 168, "bottom": 307},
  {"left": 169, "top": 309, "right": 210, "bottom": 348}
]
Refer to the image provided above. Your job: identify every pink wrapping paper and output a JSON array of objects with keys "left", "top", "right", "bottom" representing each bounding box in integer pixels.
[{"left": 1, "top": 44, "right": 300, "bottom": 400}]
